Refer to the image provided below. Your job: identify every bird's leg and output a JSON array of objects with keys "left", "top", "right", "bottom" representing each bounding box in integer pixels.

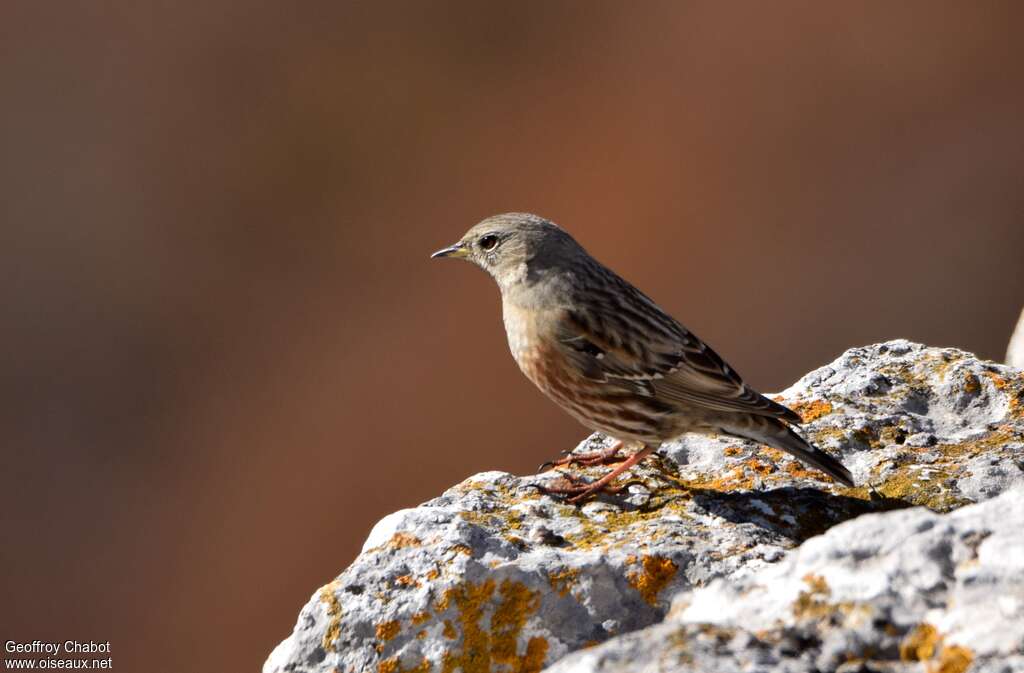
[
  {"left": 537, "top": 445, "right": 655, "bottom": 503},
  {"left": 537, "top": 440, "right": 626, "bottom": 472}
]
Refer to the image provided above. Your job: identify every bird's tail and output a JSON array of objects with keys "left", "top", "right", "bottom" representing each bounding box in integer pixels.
[{"left": 724, "top": 415, "right": 855, "bottom": 487}]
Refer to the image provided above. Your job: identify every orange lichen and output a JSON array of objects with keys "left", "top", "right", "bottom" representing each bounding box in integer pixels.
[
  {"left": 985, "top": 371, "right": 1009, "bottom": 391},
  {"left": 744, "top": 458, "right": 776, "bottom": 477},
  {"left": 900, "top": 623, "right": 940, "bottom": 662},
  {"left": 791, "top": 399, "right": 834, "bottom": 423},
  {"left": 985, "top": 371, "right": 1024, "bottom": 416},
  {"left": 516, "top": 638, "right": 548, "bottom": 673},
  {"left": 898, "top": 623, "right": 974, "bottom": 673},
  {"left": 435, "top": 579, "right": 548, "bottom": 673},
  {"left": 396, "top": 574, "right": 421, "bottom": 588},
  {"left": 936, "top": 644, "right": 974, "bottom": 673},
  {"left": 318, "top": 580, "right": 344, "bottom": 652},
  {"left": 784, "top": 460, "right": 828, "bottom": 481},
  {"left": 376, "top": 620, "right": 401, "bottom": 642},
  {"left": 547, "top": 568, "right": 581, "bottom": 598},
  {"left": 439, "top": 580, "right": 493, "bottom": 672},
  {"left": 411, "top": 611, "right": 431, "bottom": 626},
  {"left": 491, "top": 581, "right": 541, "bottom": 665},
  {"left": 388, "top": 533, "right": 423, "bottom": 549},
  {"left": 442, "top": 620, "right": 457, "bottom": 640},
  {"left": 723, "top": 446, "right": 743, "bottom": 457},
  {"left": 378, "top": 657, "right": 431, "bottom": 673},
  {"left": 627, "top": 555, "right": 678, "bottom": 605}
]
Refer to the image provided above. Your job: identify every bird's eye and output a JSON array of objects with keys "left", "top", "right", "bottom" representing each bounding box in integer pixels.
[{"left": 479, "top": 234, "right": 500, "bottom": 251}]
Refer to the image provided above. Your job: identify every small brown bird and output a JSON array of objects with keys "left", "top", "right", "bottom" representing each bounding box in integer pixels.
[{"left": 432, "top": 213, "right": 854, "bottom": 502}]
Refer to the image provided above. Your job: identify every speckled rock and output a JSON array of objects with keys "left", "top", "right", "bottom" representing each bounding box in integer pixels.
[
  {"left": 546, "top": 485, "right": 1024, "bottom": 673},
  {"left": 264, "top": 341, "right": 1024, "bottom": 673}
]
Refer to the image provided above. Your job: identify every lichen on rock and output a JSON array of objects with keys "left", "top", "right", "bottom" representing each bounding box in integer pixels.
[
  {"left": 264, "top": 342, "right": 1024, "bottom": 673},
  {"left": 549, "top": 485, "right": 1023, "bottom": 672}
]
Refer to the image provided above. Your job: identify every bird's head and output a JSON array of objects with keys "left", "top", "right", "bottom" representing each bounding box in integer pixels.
[{"left": 431, "top": 213, "right": 581, "bottom": 292}]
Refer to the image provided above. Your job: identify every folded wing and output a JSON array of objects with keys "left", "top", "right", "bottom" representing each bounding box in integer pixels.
[{"left": 555, "top": 302, "right": 801, "bottom": 425}]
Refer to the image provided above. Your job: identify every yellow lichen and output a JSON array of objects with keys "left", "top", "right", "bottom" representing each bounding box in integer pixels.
[
  {"left": 376, "top": 620, "right": 401, "bottom": 642},
  {"left": 460, "top": 508, "right": 524, "bottom": 531},
  {"left": 563, "top": 488, "right": 693, "bottom": 551},
  {"left": 811, "top": 426, "right": 851, "bottom": 448},
  {"left": 900, "top": 623, "right": 940, "bottom": 662},
  {"left": 872, "top": 466, "right": 963, "bottom": 512},
  {"left": 683, "top": 464, "right": 757, "bottom": 492},
  {"left": 627, "top": 555, "right": 678, "bottom": 605},
  {"left": 824, "top": 422, "right": 1022, "bottom": 512},
  {"left": 789, "top": 574, "right": 868, "bottom": 623},
  {"left": 439, "top": 580, "right": 494, "bottom": 672},
  {"left": 318, "top": 580, "right": 344, "bottom": 652},
  {"left": 792, "top": 574, "right": 831, "bottom": 620},
  {"left": 878, "top": 425, "right": 907, "bottom": 446},
  {"left": 866, "top": 424, "right": 1022, "bottom": 511}
]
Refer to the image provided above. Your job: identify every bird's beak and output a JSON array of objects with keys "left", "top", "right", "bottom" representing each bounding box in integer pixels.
[{"left": 430, "top": 242, "right": 469, "bottom": 259}]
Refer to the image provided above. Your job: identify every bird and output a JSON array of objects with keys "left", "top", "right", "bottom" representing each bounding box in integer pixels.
[{"left": 431, "top": 213, "right": 854, "bottom": 502}]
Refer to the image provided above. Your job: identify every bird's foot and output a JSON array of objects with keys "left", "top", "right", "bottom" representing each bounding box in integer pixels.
[
  {"left": 537, "top": 440, "right": 625, "bottom": 472},
  {"left": 534, "top": 471, "right": 640, "bottom": 503},
  {"left": 535, "top": 445, "right": 655, "bottom": 504}
]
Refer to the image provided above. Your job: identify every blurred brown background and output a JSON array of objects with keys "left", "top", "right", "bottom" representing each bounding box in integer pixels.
[{"left": 2, "top": 2, "right": 1023, "bottom": 672}]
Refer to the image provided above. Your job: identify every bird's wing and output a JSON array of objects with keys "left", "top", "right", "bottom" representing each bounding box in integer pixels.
[{"left": 554, "top": 299, "right": 801, "bottom": 424}]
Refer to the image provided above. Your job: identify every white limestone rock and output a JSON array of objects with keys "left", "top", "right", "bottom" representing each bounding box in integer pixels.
[
  {"left": 264, "top": 342, "right": 1024, "bottom": 673},
  {"left": 547, "top": 485, "right": 1024, "bottom": 673},
  {"left": 1008, "top": 306, "right": 1024, "bottom": 369}
]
